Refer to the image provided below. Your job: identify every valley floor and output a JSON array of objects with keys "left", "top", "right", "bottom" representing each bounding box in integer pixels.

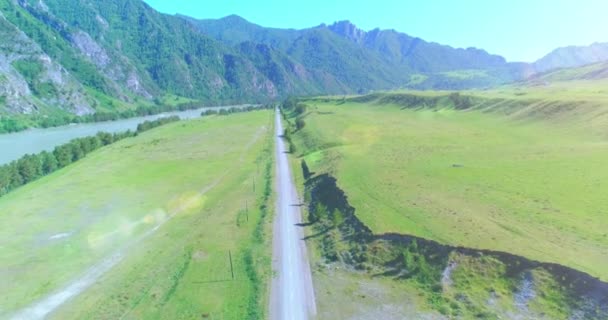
[
  {"left": 0, "top": 111, "right": 275, "bottom": 319},
  {"left": 283, "top": 93, "right": 608, "bottom": 319},
  {"left": 291, "top": 97, "right": 608, "bottom": 280}
]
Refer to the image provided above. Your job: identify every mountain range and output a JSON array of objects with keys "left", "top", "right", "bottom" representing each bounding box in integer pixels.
[{"left": 0, "top": 0, "right": 606, "bottom": 118}]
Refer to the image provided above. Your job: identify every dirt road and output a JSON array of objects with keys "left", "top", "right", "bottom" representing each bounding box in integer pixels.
[{"left": 269, "top": 109, "right": 316, "bottom": 320}]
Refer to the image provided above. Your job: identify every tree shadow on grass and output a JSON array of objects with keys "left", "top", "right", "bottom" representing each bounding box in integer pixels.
[
  {"left": 295, "top": 222, "right": 315, "bottom": 227},
  {"left": 302, "top": 226, "right": 334, "bottom": 241}
]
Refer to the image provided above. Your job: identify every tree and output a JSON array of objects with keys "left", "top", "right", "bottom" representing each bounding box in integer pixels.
[
  {"left": 282, "top": 96, "right": 298, "bottom": 110},
  {"left": 332, "top": 209, "right": 345, "bottom": 227},
  {"left": 69, "top": 142, "right": 85, "bottom": 162},
  {"left": 201, "top": 109, "right": 218, "bottom": 116},
  {"left": 0, "top": 117, "right": 27, "bottom": 133},
  {"left": 8, "top": 163, "right": 23, "bottom": 189},
  {"left": 0, "top": 166, "right": 10, "bottom": 195},
  {"left": 295, "top": 118, "right": 306, "bottom": 131},
  {"left": 96, "top": 132, "right": 114, "bottom": 146},
  {"left": 17, "top": 154, "right": 41, "bottom": 183},
  {"left": 33, "top": 154, "right": 43, "bottom": 178},
  {"left": 78, "top": 137, "right": 100, "bottom": 154},
  {"left": 54, "top": 145, "right": 73, "bottom": 167},
  {"left": 295, "top": 103, "right": 307, "bottom": 115},
  {"left": 41, "top": 151, "right": 58, "bottom": 174},
  {"left": 137, "top": 121, "right": 151, "bottom": 132},
  {"left": 449, "top": 92, "right": 472, "bottom": 110}
]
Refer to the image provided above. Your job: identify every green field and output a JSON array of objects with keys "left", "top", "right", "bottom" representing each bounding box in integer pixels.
[
  {"left": 289, "top": 94, "right": 608, "bottom": 281},
  {"left": 527, "top": 62, "right": 608, "bottom": 83},
  {"left": 0, "top": 111, "right": 274, "bottom": 319}
]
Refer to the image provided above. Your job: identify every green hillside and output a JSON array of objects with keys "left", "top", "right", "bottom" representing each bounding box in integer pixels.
[{"left": 527, "top": 62, "right": 608, "bottom": 83}]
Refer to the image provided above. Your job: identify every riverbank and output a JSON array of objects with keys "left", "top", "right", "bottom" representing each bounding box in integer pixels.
[{"left": 0, "top": 105, "right": 253, "bottom": 165}]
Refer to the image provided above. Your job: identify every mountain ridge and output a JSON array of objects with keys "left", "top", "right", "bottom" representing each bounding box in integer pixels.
[
  {"left": 1, "top": 1, "right": 604, "bottom": 121},
  {"left": 187, "top": 14, "right": 530, "bottom": 90},
  {"left": 534, "top": 42, "right": 608, "bottom": 72}
]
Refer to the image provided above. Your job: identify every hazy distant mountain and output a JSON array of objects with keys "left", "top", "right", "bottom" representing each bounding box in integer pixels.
[
  {"left": 328, "top": 21, "right": 508, "bottom": 72},
  {"left": 534, "top": 43, "right": 608, "bottom": 72},
  {"left": 179, "top": 14, "right": 301, "bottom": 51},
  {"left": 0, "top": 0, "right": 534, "bottom": 117},
  {"left": 527, "top": 61, "right": 608, "bottom": 85},
  {"left": 190, "top": 17, "right": 530, "bottom": 90}
]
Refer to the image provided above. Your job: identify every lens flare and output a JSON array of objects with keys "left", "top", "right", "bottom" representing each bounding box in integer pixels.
[{"left": 167, "top": 191, "right": 205, "bottom": 215}]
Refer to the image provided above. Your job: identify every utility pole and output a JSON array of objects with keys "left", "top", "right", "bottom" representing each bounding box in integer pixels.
[{"left": 228, "top": 250, "right": 234, "bottom": 280}]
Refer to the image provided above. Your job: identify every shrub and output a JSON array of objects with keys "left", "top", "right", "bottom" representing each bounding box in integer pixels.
[
  {"left": 294, "top": 103, "right": 307, "bottom": 115},
  {"left": 295, "top": 118, "right": 306, "bottom": 131}
]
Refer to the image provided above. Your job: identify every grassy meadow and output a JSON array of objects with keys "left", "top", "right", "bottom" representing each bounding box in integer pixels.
[
  {"left": 289, "top": 92, "right": 608, "bottom": 281},
  {"left": 0, "top": 110, "right": 275, "bottom": 319}
]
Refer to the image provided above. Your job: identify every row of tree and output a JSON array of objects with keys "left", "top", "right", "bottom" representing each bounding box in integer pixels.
[
  {"left": 36, "top": 102, "right": 207, "bottom": 129},
  {"left": 0, "top": 117, "right": 29, "bottom": 134},
  {"left": 280, "top": 98, "right": 307, "bottom": 151},
  {"left": 281, "top": 97, "right": 307, "bottom": 116},
  {"left": 0, "top": 103, "right": 275, "bottom": 194},
  {"left": 278, "top": 100, "right": 299, "bottom": 154},
  {"left": 1, "top": 100, "right": 279, "bottom": 134},
  {"left": 0, "top": 101, "right": 208, "bottom": 134},
  {"left": 136, "top": 116, "right": 180, "bottom": 132},
  {"left": 200, "top": 104, "right": 274, "bottom": 117},
  {"left": 0, "top": 116, "right": 180, "bottom": 197}
]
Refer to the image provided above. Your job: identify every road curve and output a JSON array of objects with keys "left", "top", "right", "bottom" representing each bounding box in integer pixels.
[{"left": 269, "top": 109, "right": 317, "bottom": 320}]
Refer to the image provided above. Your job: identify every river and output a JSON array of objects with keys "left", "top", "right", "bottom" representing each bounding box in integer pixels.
[{"left": 0, "top": 106, "right": 243, "bottom": 165}]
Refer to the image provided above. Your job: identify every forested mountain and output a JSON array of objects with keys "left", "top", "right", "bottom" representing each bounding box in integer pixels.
[
  {"left": 0, "top": 0, "right": 281, "bottom": 120},
  {"left": 189, "top": 16, "right": 533, "bottom": 90},
  {"left": 1, "top": 0, "right": 536, "bottom": 120}
]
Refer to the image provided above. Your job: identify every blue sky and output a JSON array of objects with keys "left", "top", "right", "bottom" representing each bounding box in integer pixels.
[{"left": 143, "top": 0, "right": 608, "bottom": 62}]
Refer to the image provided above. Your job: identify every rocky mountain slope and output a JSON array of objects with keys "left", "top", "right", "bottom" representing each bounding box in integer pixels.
[
  {"left": 0, "top": 4, "right": 94, "bottom": 116},
  {"left": 0, "top": 0, "right": 280, "bottom": 117}
]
